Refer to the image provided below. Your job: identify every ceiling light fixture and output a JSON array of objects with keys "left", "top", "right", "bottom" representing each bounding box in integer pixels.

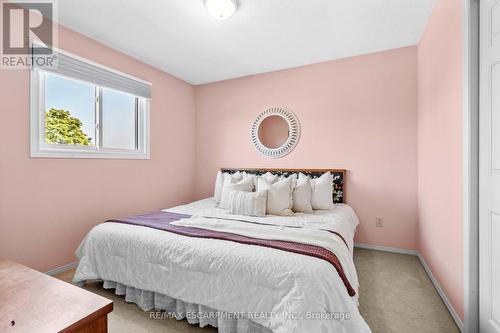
[{"left": 205, "top": 0, "right": 237, "bottom": 19}]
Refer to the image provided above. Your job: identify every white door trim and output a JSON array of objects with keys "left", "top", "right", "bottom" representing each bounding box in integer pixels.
[
  {"left": 478, "top": 0, "right": 500, "bottom": 330},
  {"left": 463, "top": 0, "right": 479, "bottom": 333}
]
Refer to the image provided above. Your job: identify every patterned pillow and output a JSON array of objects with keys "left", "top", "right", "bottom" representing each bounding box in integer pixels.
[
  {"left": 228, "top": 190, "right": 267, "bottom": 217},
  {"left": 219, "top": 176, "right": 254, "bottom": 209}
]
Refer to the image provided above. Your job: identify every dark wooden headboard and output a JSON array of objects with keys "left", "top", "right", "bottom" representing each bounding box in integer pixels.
[{"left": 220, "top": 168, "right": 346, "bottom": 203}]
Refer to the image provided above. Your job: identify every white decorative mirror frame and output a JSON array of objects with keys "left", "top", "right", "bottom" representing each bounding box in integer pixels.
[{"left": 251, "top": 106, "right": 300, "bottom": 158}]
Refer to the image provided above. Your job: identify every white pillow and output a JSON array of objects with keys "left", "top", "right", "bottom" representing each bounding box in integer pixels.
[
  {"left": 219, "top": 176, "right": 254, "bottom": 209},
  {"left": 214, "top": 171, "right": 224, "bottom": 203},
  {"left": 228, "top": 190, "right": 267, "bottom": 217},
  {"left": 292, "top": 175, "right": 313, "bottom": 213},
  {"left": 256, "top": 172, "right": 279, "bottom": 191},
  {"left": 306, "top": 172, "right": 334, "bottom": 210},
  {"left": 257, "top": 176, "right": 294, "bottom": 216},
  {"left": 279, "top": 173, "right": 297, "bottom": 189},
  {"left": 261, "top": 172, "right": 279, "bottom": 183},
  {"left": 214, "top": 171, "right": 242, "bottom": 204}
]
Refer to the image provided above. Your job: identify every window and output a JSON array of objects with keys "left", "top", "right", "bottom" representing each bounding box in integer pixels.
[
  {"left": 30, "top": 47, "right": 150, "bottom": 159},
  {"left": 45, "top": 73, "right": 96, "bottom": 147},
  {"left": 101, "top": 88, "right": 137, "bottom": 150}
]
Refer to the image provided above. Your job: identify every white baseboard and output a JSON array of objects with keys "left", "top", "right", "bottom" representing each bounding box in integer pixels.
[
  {"left": 45, "top": 261, "right": 78, "bottom": 276},
  {"left": 418, "top": 254, "right": 464, "bottom": 332},
  {"left": 354, "top": 242, "right": 463, "bottom": 332},
  {"left": 354, "top": 242, "right": 419, "bottom": 256}
]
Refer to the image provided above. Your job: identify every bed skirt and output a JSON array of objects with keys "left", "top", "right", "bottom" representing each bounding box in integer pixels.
[{"left": 102, "top": 280, "right": 273, "bottom": 333}]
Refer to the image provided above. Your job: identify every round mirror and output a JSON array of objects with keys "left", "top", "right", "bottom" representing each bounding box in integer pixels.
[
  {"left": 251, "top": 107, "right": 300, "bottom": 158},
  {"left": 258, "top": 115, "right": 289, "bottom": 149}
]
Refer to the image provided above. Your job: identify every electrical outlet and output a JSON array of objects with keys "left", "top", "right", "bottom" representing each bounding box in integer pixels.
[{"left": 375, "top": 217, "right": 384, "bottom": 227}]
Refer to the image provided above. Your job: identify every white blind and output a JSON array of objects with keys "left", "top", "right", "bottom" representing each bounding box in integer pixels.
[{"left": 33, "top": 48, "right": 151, "bottom": 99}]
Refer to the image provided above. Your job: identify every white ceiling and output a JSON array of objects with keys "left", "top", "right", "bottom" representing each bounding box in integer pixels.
[{"left": 52, "top": 0, "right": 436, "bottom": 85}]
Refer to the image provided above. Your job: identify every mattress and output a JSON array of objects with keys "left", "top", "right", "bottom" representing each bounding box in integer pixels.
[{"left": 74, "top": 198, "right": 371, "bottom": 333}]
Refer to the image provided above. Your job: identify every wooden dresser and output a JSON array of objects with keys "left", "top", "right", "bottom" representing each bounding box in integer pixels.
[{"left": 0, "top": 258, "right": 113, "bottom": 333}]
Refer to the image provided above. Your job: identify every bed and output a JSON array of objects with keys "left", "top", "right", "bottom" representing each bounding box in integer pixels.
[{"left": 73, "top": 168, "right": 372, "bottom": 333}]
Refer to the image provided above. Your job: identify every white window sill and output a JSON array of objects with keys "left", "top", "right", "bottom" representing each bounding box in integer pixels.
[{"left": 30, "top": 148, "right": 150, "bottom": 160}]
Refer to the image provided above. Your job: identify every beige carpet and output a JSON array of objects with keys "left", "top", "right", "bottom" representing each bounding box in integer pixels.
[{"left": 55, "top": 249, "right": 460, "bottom": 333}]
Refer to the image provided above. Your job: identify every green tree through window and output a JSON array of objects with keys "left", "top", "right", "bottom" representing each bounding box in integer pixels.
[{"left": 45, "top": 108, "right": 92, "bottom": 145}]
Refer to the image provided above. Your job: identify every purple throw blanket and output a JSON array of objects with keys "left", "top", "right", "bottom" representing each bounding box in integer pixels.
[{"left": 106, "top": 211, "right": 355, "bottom": 297}]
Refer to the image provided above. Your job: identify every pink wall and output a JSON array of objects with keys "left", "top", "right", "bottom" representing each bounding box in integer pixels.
[
  {"left": 0, "top": 5, "right": 464, "bottom": 323},
  {"left": 417, "top": 0, "right": 464, "bottom": 321},
  {"left": 0, "top": 25, "right": 197, "bottom": 272},
  {"left": 195, "top": 47, "right": 419, "bottom": 250}
]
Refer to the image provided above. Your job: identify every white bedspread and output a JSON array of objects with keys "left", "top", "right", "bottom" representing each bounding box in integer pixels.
[
  {"left": 170, "top": 216, "right": 358, "bottom": 296},
  {"left": 74, "top": 198, "right": 371, "bottom": 333}
]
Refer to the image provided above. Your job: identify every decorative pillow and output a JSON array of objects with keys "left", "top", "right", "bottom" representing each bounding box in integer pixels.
[
  {"left": 214, "top": 171, "right": 224, "bottom": 203},
  {"left": 279, "top": 173, "right": 297, "bottom": 189},
  {"left": 219, "top": 176, "right": 254, "bottom": 209},
  {"left": 228, "top": 190, "right": 267, "bottom": 217},
  {"left": 257, "top": 176, "right": 294, "bottom": 216},
  {"left": 256, "top": 172, "right": 279, "bottom": 191},
  {"left": 261, "top": 172, "right": 279, "bottom": 184},
  {"left": 214, "top": 171, "right": 242, "bottom": 204},
  {"left": 292, "top": 175, "right": 313, "bottom": 213},
  {"left": 243, "top": 172, "right": 257, "bottom": 191},
  {"left": 306, "top": 172, "right": 334, "bottom": 210}
]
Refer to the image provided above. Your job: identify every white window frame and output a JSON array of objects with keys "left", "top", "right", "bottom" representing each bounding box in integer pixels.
[{"left": 30, "top": 48, "right": 150, "bottom": 159}]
